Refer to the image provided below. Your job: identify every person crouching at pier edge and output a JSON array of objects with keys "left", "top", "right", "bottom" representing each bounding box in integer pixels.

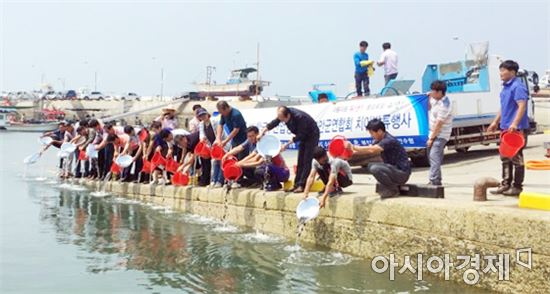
[
  {"left": 259, "top": 106, "right": 320, "bottom": 193},
  {"left": 120, "top": 125, "right": 143, "bottom": 182},
  {"left": 427, "top": 80, "right": 453, "bottom": 186},
  {"left": 303, "top": 146, "right": 353, "bottom": 208},
  {"left": 353, "top": 119, "right": 411, "bottom": 198},
  {"left": 234, "top": 145, "right": 290, "bottom": 191},
  {"left": 487, "top": 60, "right": 530, "bottom": 196},
  {"left": 223, "top": 126, "right": 262, "bottom": 188}
]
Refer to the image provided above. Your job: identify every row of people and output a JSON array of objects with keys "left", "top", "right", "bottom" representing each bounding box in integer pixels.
[{"left": 41, "top": 59, "right": 531, "bottom": 205}]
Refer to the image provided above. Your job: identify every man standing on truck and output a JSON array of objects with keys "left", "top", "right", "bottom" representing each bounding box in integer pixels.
[
  {"left": 354, "top": 41, "right": 370, "bottom": 96},
  {"left": 488, "top": 60, "right": 530, "bottom": 196},
  {"left": 377, "top": 42, "right": 399, "bottom": 85},
  {"left": 427, "top": 80, "right": 453, "bottom": 186}
]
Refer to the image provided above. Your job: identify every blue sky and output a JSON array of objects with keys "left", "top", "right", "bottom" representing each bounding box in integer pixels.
[{"left": 1, "top": 0, "right": 548, "bottom": 96}]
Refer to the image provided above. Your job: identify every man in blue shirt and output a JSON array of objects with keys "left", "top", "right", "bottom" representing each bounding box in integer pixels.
[
  {"left": 215, "top": 100, "right": 248, "bottom": 157},
  {"left": 354, "top": 40, "right": 370, "bottom": 96},
  {"left": 488, "top": 60, "right": 530, "bottom": 196}
]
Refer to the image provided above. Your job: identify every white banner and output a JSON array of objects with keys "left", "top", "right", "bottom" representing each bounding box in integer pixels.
[{"left": 239, "top": 94, "right": 430, "bottom": 149}]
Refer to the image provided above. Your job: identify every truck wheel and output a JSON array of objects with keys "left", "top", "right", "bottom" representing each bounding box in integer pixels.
[{"left": 456, "top": 147, "right": 470, "bottom": 153}]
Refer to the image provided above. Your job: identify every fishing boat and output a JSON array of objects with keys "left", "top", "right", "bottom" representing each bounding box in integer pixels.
[
  {"left": 195, "top": 67, "right": 270, "bottom": 100},
  {"left": 0, "top": 108, "right": 59, "bottom": 132}
]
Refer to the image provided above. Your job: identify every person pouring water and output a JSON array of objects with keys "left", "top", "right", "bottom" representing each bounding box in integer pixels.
[{"left": 258, "top": 106, "right": 320, "bottom": 193}]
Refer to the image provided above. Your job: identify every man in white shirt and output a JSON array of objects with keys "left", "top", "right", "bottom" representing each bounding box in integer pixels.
[
  {"left": 377, "top": 42, "right": 398, "bottom": 85},
  {"left": 427, "top": 80, "right": 453, "bottom": 186}
]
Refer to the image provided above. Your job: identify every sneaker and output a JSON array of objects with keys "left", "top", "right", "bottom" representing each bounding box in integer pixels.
[
  {"left": 231, "top": 182, "right": 241, "bottom": 189},
  {"left": 490, "top": 185, "right": 510, "bottom": 195},
  {"left": 214, "top": 182, "right": 223, "bottom": 188},
  {"left": 502, "top": 187, "right": 522, "bottom": 196}
]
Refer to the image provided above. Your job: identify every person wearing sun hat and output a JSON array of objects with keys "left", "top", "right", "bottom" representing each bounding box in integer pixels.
[{"left": 155, "top": 107, "right": 179, "bottom": 129}]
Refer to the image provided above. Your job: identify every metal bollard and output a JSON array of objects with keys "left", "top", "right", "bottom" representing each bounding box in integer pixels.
[{"left": 473, "top": 177, "right": 500, "bottom": 201}]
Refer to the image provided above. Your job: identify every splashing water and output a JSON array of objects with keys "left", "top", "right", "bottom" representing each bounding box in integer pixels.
[
  {"left": 90, "top": 171, "right": 112, "bottom": 197},
  {"left": 236, "top": 230, "right": 284, "bottom": 244},
  {"left": 296, "top": 217, "right": 308, "bottom": 238},
  {"left": 283, "top": 249, "right": 355, "bottom": 267},
  {"left": 100, "top": 172, "right": 112, "bottom": 192},
  {"left": 211, "top": 224, "right": 240, "bottom": 233}
]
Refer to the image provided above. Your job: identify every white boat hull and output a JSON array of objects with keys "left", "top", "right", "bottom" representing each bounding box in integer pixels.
[{"left": 1, "top": 122, "right": 59, "bottom": 132}]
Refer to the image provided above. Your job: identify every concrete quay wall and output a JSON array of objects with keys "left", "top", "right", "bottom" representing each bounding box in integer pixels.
[{"left": 79, "top": 180, "right": 550, "bottom": 293}]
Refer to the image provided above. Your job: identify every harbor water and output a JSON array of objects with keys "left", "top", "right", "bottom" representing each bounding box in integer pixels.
[{"left": 1, "top": 133, "right": 483, "bottom": 293}]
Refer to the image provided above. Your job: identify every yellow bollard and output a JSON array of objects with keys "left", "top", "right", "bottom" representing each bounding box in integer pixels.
[
  {"left": 518, "top": 192, "right": 550, "bottom": 211},
  {"left": 283, "top": 180, "right": 325, "bottom": 192}
]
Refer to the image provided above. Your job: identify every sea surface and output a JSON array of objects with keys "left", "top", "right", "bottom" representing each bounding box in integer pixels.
[{"left": 0, "top": 132, "right": 484, "bottom": 293}]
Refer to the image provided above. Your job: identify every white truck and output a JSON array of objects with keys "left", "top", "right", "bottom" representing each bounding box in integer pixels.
[
  {"left": 406, "top": 54, "right": 537, "bottom": 166},
  {"left": 237, "top": 53, "right": 538, "bottom": 167}
]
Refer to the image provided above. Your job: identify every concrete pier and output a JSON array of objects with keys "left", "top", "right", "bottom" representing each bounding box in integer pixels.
[{"left": 79, "top": 179, "right": 550, "bottom": 293}]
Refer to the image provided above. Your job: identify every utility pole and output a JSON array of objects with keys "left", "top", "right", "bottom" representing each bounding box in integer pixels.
[{"left": 94, "top": 71, "right": 98, "bottom": 91}]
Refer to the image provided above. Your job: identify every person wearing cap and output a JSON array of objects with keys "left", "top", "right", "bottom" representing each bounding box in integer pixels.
[
  {"left": 259, "top": 106, "right": 320, "bottom": 193},
  {"left": 176, "top": 130, "right": 217, "bottom": 186},
  {"left": 196, "top": 108, "right": 218, "bottom": 186},
  {"left": 188, "top": 104, "right": 203, "bottom": 132},
  {"left": 156, "top": 107, "right": 179, "bottom": 129},
  {"left": 195, "top": 107, "right": 229, "bottom": 187}
]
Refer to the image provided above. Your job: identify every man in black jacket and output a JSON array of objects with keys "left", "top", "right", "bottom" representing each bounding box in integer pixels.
[{"left": 260, "top": 106, "right": 320, "bottom": 193}]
